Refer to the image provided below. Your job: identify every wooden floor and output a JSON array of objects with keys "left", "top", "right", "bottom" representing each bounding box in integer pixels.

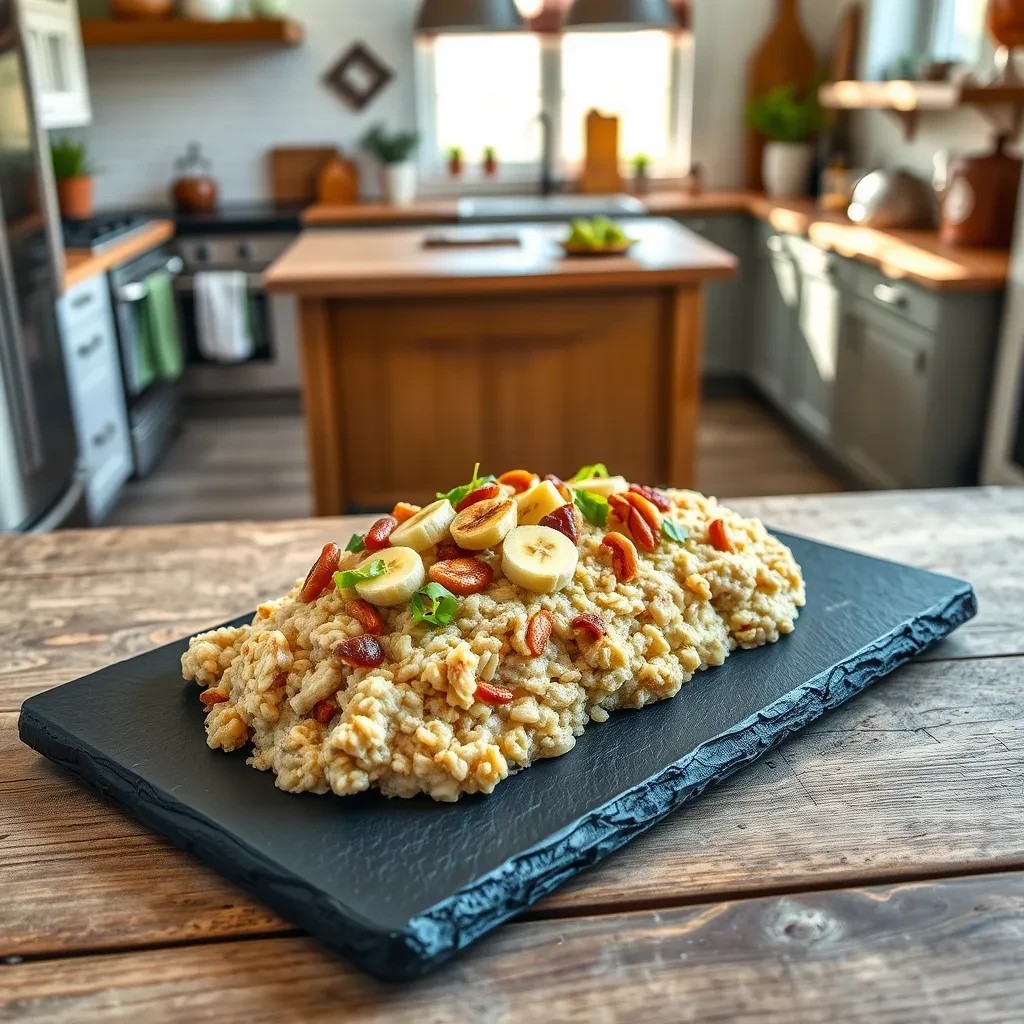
[{"left": 108, "top": 396, "right": 846, "bottom": 526}]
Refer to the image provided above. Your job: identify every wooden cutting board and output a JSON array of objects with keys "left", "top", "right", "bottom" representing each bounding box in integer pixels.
[
  {"left": 581, "top": 110, "right": 623, "bottom": 194},
  {"left": 830, "top": 1, "right": 863, "bottom": 82},
  {"left": 745, "top": 0, "right": 819, "bottom": 189},
  {"left": 269, "top": 146, "right": 340, "bottom": 203}
]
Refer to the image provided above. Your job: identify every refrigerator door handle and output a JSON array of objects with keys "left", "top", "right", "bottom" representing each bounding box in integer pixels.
[{"left": 0, "top": 214, "right": 45, "bottom": 475}]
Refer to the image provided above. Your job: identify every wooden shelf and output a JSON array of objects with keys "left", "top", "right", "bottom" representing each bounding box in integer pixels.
[
  {"left": 820, "top": 80, "right": 1024, "bottom": 139},
  {"left": 81, "top": 17, "right": 303, "bottom": 48}
]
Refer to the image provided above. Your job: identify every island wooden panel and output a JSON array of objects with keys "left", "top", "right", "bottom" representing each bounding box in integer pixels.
[
  {"left": 4, "top": 874, "right": 1023, "bottom": 1023},
  {"left": 3, "top": 489, "right": 1024, "bottom": 1019}
]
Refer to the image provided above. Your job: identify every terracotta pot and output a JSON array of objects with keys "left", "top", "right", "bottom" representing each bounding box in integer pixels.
[
  {"left": 172, "top": 175, "right": 219, "bottom": 213},
  {"left": 56, "top": 176, "right": 94, "bottom": 221},
  {"left": 109, "top": 0, "right": 173, "bottom": 19}
]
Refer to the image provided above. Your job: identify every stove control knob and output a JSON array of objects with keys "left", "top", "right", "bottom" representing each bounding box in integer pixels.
[
  {"left": 237, "top": 242, "right": 254, "bottom": 261},
  {"left": 195, "top": 243, "right": 211, "bottom": 262}
]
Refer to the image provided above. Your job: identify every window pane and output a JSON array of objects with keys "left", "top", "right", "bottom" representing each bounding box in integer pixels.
[
  {"left": 433, "top": 34, "right": 542, "bottom": 163},
  {"left": 561, "top": 31, "right": 673, "bottom": 165}
]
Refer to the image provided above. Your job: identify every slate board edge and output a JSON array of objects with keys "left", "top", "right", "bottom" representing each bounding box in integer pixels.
[{"left": 18, "top": 582, "right": 976, "bottom": 983}]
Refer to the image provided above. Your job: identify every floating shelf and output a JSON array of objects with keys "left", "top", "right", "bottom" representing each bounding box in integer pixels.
[
  {"left": 81, "top": 17, "right": 304, "bottom": 47},
  {"left": 820, "top": 80, "right": 1024, "bottom": 139}
]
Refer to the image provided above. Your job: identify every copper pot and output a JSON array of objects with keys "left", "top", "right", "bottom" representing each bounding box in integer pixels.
[
  {"left": 941, "top": 134, "right": 1022, "bottom": 249},
  {"left": 172, "top": 175, "right": 219, "bottom": 213},
  {"left": 56, "top": 176, "right": 94, "bottom": 221}
]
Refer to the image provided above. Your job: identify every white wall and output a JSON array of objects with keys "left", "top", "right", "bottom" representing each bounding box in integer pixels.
[{"left": 79, "top": 0, "right": 420, "bottom": 207}]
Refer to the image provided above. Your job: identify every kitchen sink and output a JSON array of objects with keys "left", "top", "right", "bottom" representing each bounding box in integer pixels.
[{"left": 457, "top": 194, "right": 648, "bottom": 222}]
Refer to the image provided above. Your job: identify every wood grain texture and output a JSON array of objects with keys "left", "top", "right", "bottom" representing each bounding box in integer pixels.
[
  {"left": 5, "top": 654, "right": 1023, "bottom": 957},
  {"left": 4, "top": 874, "right": 1024, "bottom": 1023},
  {"left": 264, "top": 219, "right": 737, "bottom": 299},
  {"left": 63, "top": 220, "right": 175, "bottom": 289},
  {"left": 80, "top": 17, "right": 303, "bottom": 47},
  {"left": 666, "top": 286, "right": 704, "bottom": 488}
]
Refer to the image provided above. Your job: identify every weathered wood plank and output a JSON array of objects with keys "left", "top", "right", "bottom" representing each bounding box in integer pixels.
[
  {"left": 5, "top": 655, "right": 1023, "bottom": 957},
  {"left": 3, "top": 873, "right": 1023, "bottom": 1024}
]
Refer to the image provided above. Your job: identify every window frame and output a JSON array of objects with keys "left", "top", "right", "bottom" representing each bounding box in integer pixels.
[{"left": 414, "top": 31, "right": 693, "bottom": 191}]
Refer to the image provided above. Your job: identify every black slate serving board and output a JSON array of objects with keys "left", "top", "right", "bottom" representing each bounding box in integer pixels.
[{"left": 19, "top": 532, "right": 975, "bottom": 981}]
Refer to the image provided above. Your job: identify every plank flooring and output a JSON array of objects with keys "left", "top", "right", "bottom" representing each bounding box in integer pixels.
[{"left": 108, "top": 396, "right": 845, "bottom": 526}]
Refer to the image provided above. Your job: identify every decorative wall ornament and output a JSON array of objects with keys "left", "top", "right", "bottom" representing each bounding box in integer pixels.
[{"left": 323, "top": 42, "right": 395, "bottom": 112}]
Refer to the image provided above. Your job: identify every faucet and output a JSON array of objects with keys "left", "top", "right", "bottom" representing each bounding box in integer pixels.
[{"left": 537, "top": 111, "right": 555, "bottom": 197}]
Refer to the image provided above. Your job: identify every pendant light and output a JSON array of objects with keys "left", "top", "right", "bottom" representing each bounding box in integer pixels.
[
  {"left": 416, "top": 0, "right": 527, "bottom": 33},
  {"left": 564, "top": 0, "right": 676, "bottom": 30}
]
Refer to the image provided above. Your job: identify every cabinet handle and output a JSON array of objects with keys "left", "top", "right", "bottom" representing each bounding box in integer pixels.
[
  {"left": 915, "top": 351, "right": 928, "bottom": 374},
  {"left": 766, "top": 235, "right": 785, "bottom": 254},
  {"left": 92, "top": 422, "right": 116, "bottom": 448},
  {"left": 70, "top": 292, "right": 94, "bottom": 310},
  {"left": 76, "top": 334, "right": 103, "bottom": 359},
  {"left": 872, "top": 283, "right": 907, "bottom": 307}
]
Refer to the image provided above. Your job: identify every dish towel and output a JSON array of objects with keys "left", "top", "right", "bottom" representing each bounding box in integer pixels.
[
  {"left": 195, "top": 271, "right": 255, "bottom": 364},
  {"left": 136, "top": 270, "right": 184, "bottom": 384}
]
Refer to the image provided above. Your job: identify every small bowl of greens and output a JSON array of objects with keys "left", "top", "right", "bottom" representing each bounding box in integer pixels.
[{"left": 560, "top": 216, "right": 637, "bottom": 257}]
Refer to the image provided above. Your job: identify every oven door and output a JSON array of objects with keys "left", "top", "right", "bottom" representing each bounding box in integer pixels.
[{"left": 176, "top": 273, "right": 300, "bottom": 396}]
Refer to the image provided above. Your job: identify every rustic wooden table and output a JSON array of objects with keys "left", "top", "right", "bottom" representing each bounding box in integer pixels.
[{"left": 3, "top": 488, "right": 1023, "bottom": 1023}]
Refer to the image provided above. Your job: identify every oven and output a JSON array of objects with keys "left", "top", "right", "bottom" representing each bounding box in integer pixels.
[
  {"left": 108, "top": 245, "right": 184, "bottom": 478},
  {"left": 174, "top": 233, "right": 299, "bottom": 397}
]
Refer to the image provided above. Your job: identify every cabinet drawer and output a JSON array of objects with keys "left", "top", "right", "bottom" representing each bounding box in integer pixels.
[
  {"left": 61, "top": 314, "right": 116, "bottom": 390},
  {"left": 846, "top": 263, "right": 939, "bottom": 332},
  {"left": 72, "top": 374, "right": 132, "bottom": 475},
  {"left": 60, "top": 274, "right": 111, "bottom": 332}
]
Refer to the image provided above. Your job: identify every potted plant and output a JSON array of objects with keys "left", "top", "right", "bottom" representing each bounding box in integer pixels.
[
  {"left": 747, "top": 84, "right": 825, "bottom": 198},
  {"left": 361, "top": 124, "right": 420, "bottom": 207},
  {"left": 447, "top": 146, "right": 463, "bottom": 178},
  {"left": 631, "top": 153, "right": 650, "bottom": 194},
  {"left": 50, "top": 137, "right": 98, "bottom": 220},
  {"left": 482, "top": 145, "right": 498, "bottom": 178}
]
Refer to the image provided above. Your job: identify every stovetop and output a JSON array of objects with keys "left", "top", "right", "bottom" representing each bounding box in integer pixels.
[{"left": 62, "top": 215, "right": 153, "bottom": 253}]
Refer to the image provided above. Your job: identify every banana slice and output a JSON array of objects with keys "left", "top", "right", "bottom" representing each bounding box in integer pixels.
[
  {"left": 450, "top": 496, "right": 517, "bottom": 551},
  {"left": 388, "top": 498, "right": 455, "bottom": 552},
  {"left": 354, "top": 547, "right": 425, "bottom": 607},
  {"left": 515, "top": 480, "right": 567, "bottom": 526},
  {"left": 502, "top": 525, "right": 579, "bottom": 594},
  {"left": 569, "top": 475, "right": 629, "bottom": 498}
]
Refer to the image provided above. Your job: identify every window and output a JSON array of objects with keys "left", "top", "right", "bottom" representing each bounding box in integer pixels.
[{"left": 418, "top": 30, "right": 690, "bottom": 181}]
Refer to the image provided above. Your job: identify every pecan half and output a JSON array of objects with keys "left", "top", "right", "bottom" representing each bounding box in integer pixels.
[
  {"left": 538, "top": 503, "right": 579, "bottom": 545},
  {"left": 709, "top": 518, "right": 735, "bottom": 553},
  {"left": 570, "top": 613, "right": 607, "bottom": 640},
  {"left": 621, "top": 490, "right": 662, "bottom": 537},
  {"left": 313, "top": 697, "right": 338, "bottom": 725},
  {"left": 526, "top": 609, "right": 553, "bottom": 656},
  {"left": 346, "top": 598, "right": 384, "bottom": 635},
  {"left": 300, "top": 542, "right": 340, "bottom": 603},
  {"left": 365, "top": 515, "right": 399, "bottom": 552},
  {"left": 334, "top": 635, "right": 385, "bottom": 668},
  {"left": 602, "top": 533, "right": 639, "bottom": 583},
  {"left": 199, "top": 689, "right": 228, "bottom": 707},
  {"left": 629, "top": 483, "right": 671, "bottom": 512},
  {"left": 475, "top": 681, "right": 514, "bottom": 705}
]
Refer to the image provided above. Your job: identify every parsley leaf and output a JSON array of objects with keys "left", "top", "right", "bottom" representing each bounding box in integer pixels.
[
  {"left": 411, "top": 582, "right": 459, "bottom": 627},
  {"left": 662, "top": 520, "right": 689, "bottom": 543},
  {"left": 436, "top": 461, "right": 495, "bottom": 506},
  {"left": 569, "top": 463, "right": 609, "bottom": 483},
  {"left": 572, "top": 488, "right": 609, "bottom": 527},
  {"left": 345, "top": 533, "right": 366, "bottom": 553},
  {"left": 333, "top": 559, "right": 386, "bottom": 590}
]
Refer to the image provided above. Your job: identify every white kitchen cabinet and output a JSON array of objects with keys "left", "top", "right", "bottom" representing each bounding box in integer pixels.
[
  {"left": 57, "top": 274, "right": 132, "bottom": 522},
  {"left": 749, "top": 225, "right": 799, "bottom": 406},
  {"left": 18, "top": 0, "right": 91, "bottom": 129}
]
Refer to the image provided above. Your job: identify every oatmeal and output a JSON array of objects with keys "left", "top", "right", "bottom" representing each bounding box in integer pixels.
[{"left": 181, "top": 467, "right": 805, "bottom": 802}]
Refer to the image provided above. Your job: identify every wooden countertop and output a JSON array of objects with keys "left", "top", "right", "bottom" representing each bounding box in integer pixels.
[
  {"left": 265, "top": 218, "right": 737, "bottom": 298},
  {"left": 303, "top": 192, "right": 1010, "bottom": 293},
  {"left": 3, "top": 487, "right": 1024, "bottom": 1019},
  {"left": 63, "top": 219, "right": 176, "bottom": 289}
]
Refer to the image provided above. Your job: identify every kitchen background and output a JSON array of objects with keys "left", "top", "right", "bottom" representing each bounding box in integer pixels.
[{"left": 3, "top": 0, "right": 1024, "bottom": 533}]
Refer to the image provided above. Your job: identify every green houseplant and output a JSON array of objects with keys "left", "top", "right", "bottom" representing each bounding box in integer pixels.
[
  {"left": 50, "top": 137, "right": 99, "bottom": 220},
  {"left": 631, "top": 153, "right": 651, "bottom": 194},
  {"left": 447, "top": 145, "right": 463, "bottom": 178},
  {"left": 747, "top": 84, "right": 825, "bottom": 198},
  {"left": 482, "top": 145, "right": 498, "bottom": 177},
  {"left": 361, "top": 124, "right": 420, "bottom": 207}
]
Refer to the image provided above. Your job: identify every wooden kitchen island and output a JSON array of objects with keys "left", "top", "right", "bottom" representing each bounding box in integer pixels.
[{"left": 265, "top": 218, "right": 735, "bottom": 514}]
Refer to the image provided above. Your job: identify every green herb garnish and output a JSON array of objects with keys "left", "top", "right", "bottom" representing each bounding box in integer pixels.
[
  {"left": 662, "top": 520, "right": 689, "bottom": 544},
  {"left": 345, "top": 533, "right": 366, "bottom": 553},
  {"left": 569, "top": 463, "right": 609, "bottom": 483},
  {"left": 411, "top": 582, "right": 459, "bottom": 627},
  {"left": 572, "top": 488, "right": 609, "bottom": 527},
  {"left": 436, "top": 461, "right": 495, "bottom": 506},
  {"left": 333, "top": 559, "right": 386, "bottom": 590}
]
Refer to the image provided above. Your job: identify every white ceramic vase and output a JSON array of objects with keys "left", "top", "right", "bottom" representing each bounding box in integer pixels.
[
  {"left": 381, "top": 161, "right": 417, "bottom": 207},
  {"left": 181, "top": 0, "right": 234, "bottom": 20},
  {"left": 762, "top": 141, "right": 815, "bottom": 199}
]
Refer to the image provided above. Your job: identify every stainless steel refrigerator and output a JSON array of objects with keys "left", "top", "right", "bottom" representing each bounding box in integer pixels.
[{"left": 0, "top": 0, "right": 83, "bottom": 532}]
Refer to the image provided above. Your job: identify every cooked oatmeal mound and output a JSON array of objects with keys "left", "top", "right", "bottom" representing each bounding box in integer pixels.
[{"left": 182, "top": 477, "right": 804, "bottom": 802}]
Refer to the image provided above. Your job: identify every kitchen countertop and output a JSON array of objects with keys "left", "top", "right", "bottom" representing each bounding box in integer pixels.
[
  {"left": 264, "top": 217, "right": 737, "bottom": 298},
  {"left": 3, "top": 487, "right": 1023, "bottom": 1019},
  {"left": 303, "top": 191, "right": 1011, "bottom": 293},
  {"left": 63, "top": 219, "right": 176, "bottom": 289}
]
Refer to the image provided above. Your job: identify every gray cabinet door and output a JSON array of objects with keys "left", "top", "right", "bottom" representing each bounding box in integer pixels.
[
  {"left": 791, "top": 268, "right": 841, "bottom": 443},
  {"left": 676, "top": 215, "right": 749, "bottom": 377},
  {"left": 835, "top": 302, "right": 931, "bottom": 489},
  {"left": 749, "top": 230, "right": 798, "bottom": 406}
]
